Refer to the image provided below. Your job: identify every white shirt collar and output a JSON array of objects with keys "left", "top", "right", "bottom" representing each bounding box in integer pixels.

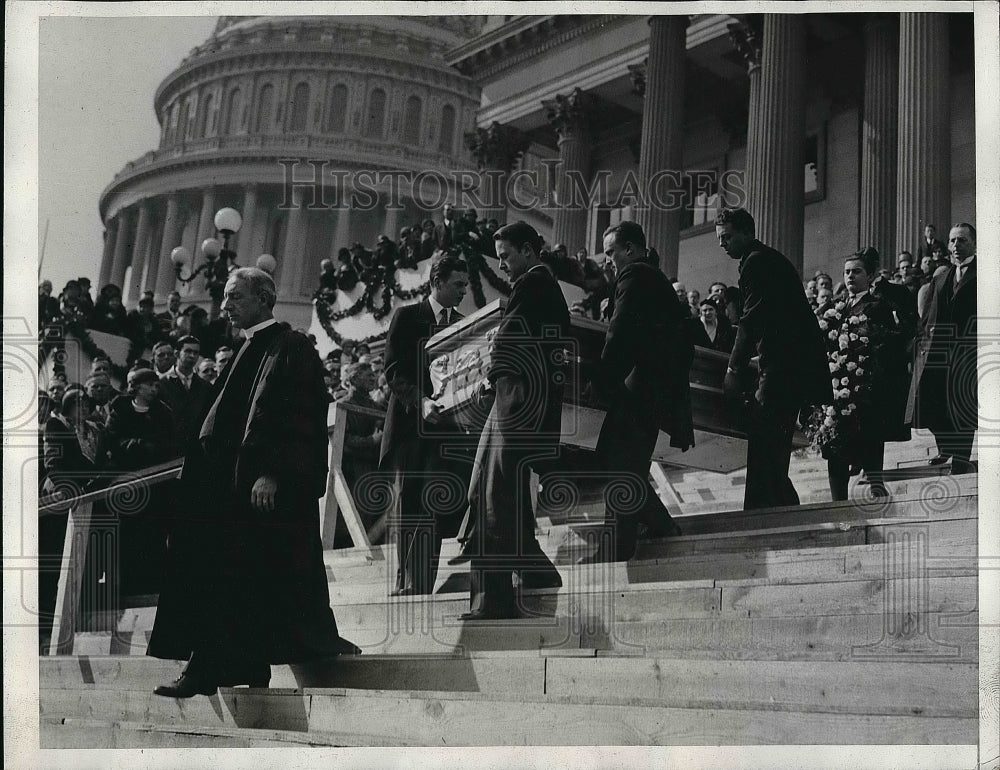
[
  {"left": 956, "top": 255, "right": 975, "bottom": 269},
  {"left": 242, "top": 317, "right": 277, "bottom": 339},
  {"left": 428, "top": 295, "right": 449, "bottom": 322},
  {"left": 849, "top": 289, "right": 869, "bottom": 305}
]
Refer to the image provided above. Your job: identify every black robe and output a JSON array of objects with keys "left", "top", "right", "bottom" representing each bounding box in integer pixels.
[{"left": 148, "top": 322, "right": 355, "bottom": 664}]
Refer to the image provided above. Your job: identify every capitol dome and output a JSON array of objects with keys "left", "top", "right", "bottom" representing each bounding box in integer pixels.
[{"left": 97, "top": 15, "right": 484, "bottom": 329}]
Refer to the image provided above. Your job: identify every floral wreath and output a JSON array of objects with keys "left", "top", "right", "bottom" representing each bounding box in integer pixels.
[{"left": 803, "top": 297, "right": 882, "bottom": 457}]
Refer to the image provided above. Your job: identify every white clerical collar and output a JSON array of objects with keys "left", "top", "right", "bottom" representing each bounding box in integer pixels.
[{"left": 242, "top": 317, "right": 277, "bottom": 339}]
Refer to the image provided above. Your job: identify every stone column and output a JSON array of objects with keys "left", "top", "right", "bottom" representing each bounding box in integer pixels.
[
  {"left": 334, "top": 197, "right": 352, "bottom": 252},
  {"left": 237, "top": 184, "right": 259, "bottom": 259},
  {"left": 465, "top": 121, "right": 531, "bottom": 224},
  {"left": 98, "top": 215, "right": 119, "bottom": 288},
  {"left": 195, "top": 187, "right": 218, "bottom": 256},
  {"left": 636, "top": 15, "right": 688, "bottom": 278},
  {"left": 108, "top": 207, "right": 134, "bottom": 291},
  {"left": 727, "top": 16, "right": 763, "bottom": 214},
  {"left": 750, "top": 14, "right": 806, "bottom": 273},
  {"left": 860, "top": 15, "right": 899, "bottom": 267},
  {"left": 127, "top": 201, "right": 154, "bottom": 304},
  {"left": 278, "top": 185, "right": 307, "bottom": 298},
  {"left": 896, "top": 13, "right": 950, "bottom": 259},
  {"left": 544, "top": 88, "right": 593, "bottom": 251},
  {"left": 383, "top": 205, "right": 402, "bottom": 241},
  {"left": 154, "top": 193, "right": 183, "bottom": 300}
]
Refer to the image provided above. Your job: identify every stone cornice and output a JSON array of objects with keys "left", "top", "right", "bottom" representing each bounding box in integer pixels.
[
  {"left": 449, "top": 16, "right": 620, "bottom": 81},
  {"left": 99, "top": 136, "right": 469, "bottom": 218}
]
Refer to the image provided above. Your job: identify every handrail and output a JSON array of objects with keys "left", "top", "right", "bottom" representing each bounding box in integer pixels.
[{"left": 39, "top": 459, "right": 184, "bottom": 515}]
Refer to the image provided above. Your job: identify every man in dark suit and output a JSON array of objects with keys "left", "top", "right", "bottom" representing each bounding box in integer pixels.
[
  {"left": 434, "top": 204, "right": 457, "bottom": 253},
  {"left": 379, "top": 255, "right": 471, "bottom": 595},
  {"left": 461, "top": 222, "right": 568, "bottom": 620},
  {"left": 907, "top": 223, "right": 978, "bottom": 474},
  {"left": 715, "top": 208, "right": 831, "bottom": 510},
  {"left": 149, "top": 267, "right": 358, "bottom": 698},
  {"left": 157, "top": 335, "right": 213, "bottom": 443},
  {"left": 918, "top": 224, "right": 947, "bottom": 262},
  {"left": 156, "top": 291, "right": 183, "bottom": 335},
  {"left": 865, "top": 247, "right": 919, "bottom": 442},
  {"left": 578, "top": 221, "right": 694, "bottom": 564}
]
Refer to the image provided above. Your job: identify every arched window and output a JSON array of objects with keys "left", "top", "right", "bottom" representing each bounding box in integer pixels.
[
  {"left": 438, "top": 104, "right": 456, "bottom": 153},
  {"left": 364, "top": 88, "right": 386, "bottom": 139},
  {"left": 198, "top": 93, "right": 214, "bottom": 138},
  {"left": 255, "top": 84, "right": 274, "bottom": 134},
  {"left": 289, "top": 82, "right": 310, "bottom": 133},
  {"left": 177, "top": 100, "right": 190, "bottom": 143},
  {"left": 224, "top": 88, "right": 242, "bottom": 135},
  {"left": 402, "top": 95, "right": 422, "bottom": 146},
  {"left": 324, "top": 84, "right": 348, "bottom": 133}
]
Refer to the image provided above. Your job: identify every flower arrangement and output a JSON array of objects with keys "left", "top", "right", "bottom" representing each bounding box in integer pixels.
[{"left": 804, "top": 298, "right": 879, "bottom": 457}]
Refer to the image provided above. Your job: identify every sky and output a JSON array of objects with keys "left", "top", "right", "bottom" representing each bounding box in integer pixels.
[{"left": 37, "top": 15, "right": 218, "bottom": 291}]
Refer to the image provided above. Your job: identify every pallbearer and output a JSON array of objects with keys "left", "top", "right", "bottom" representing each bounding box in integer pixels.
[
  {"left": 579, "top": 221, "right": 694, "bottom": 564},
  {"left": 461, "top": 222, "right": 567, "bottom": 621}
]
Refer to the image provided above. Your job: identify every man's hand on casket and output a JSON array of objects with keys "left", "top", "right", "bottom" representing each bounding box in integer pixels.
[
  {"left": 422, "top": 397, "right": 443, "bottom": 424},
  {"left": 723, "top": 366, "right": 743, "bottom": 399}
]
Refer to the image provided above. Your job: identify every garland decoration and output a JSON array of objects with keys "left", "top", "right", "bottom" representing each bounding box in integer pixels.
[{"left": 38, "top": 319, "right": 142, "bottom": 381}]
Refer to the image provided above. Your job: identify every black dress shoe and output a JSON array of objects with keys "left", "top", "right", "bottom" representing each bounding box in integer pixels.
[
  {"left": 928, "top": 454, "right": 951, "bottom": 466},
  {"left": 153, "top": 672, "right": 217, "bottom": 698}
]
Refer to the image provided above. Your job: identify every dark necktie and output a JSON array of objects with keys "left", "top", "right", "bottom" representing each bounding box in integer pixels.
[{"left": 438, "top": 308, "right": 450, "bottom": 327}]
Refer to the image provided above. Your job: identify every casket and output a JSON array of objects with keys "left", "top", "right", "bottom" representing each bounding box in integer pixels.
[{"left": 426, "top": 299, "right": 794, "bottom": 473}]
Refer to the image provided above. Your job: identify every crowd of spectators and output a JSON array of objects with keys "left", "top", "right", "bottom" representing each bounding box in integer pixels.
[{"left": 40, "top": 279, "right": 239, "bottom": 363}]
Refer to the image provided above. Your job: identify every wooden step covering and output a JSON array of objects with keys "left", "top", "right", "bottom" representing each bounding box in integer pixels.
[
  {"left": 40, "top": 655, "right": 978, "bottom": 717},
  {"left": 39, "top": 682, "right": 977, "bottom": 746}
]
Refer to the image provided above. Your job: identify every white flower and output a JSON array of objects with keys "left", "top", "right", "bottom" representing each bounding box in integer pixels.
[
  {"left": 841, "top": 409, "right": 850, "bottom": 415},
  {"left": 848, "top": 403, "right": 857, "bottom": 412},
  {"left": 823, "top": 308, "right": 838, "bottom": 319},
  {"left": 823, "top": 417, "right": 835, "bottom": 427},
  {"left": 849, "top": 316, "right": 860, "bottom": 325},
  {"left": 838, "top": 340, "right": 849, "bottom": 350},
  {"left": 858, "top": 355, "right": 867, "bottom": 363},
  {"left": 818, "top": 320, "right": 828, "bottom": 330},
  {"left": 835, "top": 302, "right": 846, "bottom": 311},
  {"left": 856, "top": 367, "right": 864, "bottom": 376},
  {"left": 854, "top": 385, "right": 861, "bottom": 392},
  {"left": 841, "top": 388, "right": 852, "bottom": 398},
  {"left": 826, "top": 406, "right": 837, "bottom": 417},
  {"left": 846, "top": 362, "right": 858, "bottom": 372},
  {"left": 831, "top": 379, "right": 840, "bottom": 389},
  {"left": 858, "top": 314, "right": 867, "bottom": 322},
  {"left": 839, "top": 334, "right": 850, "bottom": 344},
  {"left": 860, "top": 336, "right": 869, "bottom": 344},
  {"left": 849, "top": 332, "right": 859, "bottom": 341},
  {"left": 828, "top": 330, "right": 838, "bottom": 340},
  {"left": 829, "top": 362, "right": 838, "bottom": 373},
  {"left": 840, "top": 377, "right": 850, "bottom": 386}
]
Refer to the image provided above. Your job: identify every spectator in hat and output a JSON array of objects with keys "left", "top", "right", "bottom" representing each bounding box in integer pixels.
[
  {"left": 691, "top": 298, "right": 735, "bottom": 353},
  {"left": 196, "top": 359, "right": 217, "bottom": 385},
  {"left": 152, "top": 341, "right": 176, "bottom": 376},
  {"left": 107, "top": 367, "right": 178, "bottom": 471}
]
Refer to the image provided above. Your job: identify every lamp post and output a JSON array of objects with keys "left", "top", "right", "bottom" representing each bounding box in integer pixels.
[{"left": 170, "top": 207, "right": 278, "bottom": 313}]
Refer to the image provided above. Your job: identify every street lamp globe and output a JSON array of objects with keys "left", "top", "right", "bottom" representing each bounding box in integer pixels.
[
  {"left": 170, "top": 246, "right": 191, "bottom": 267},
  {"left": 214, "top": 207, "right": 242, "bottom": 236},
  {"left": 256, "top": 253, "right": 277, "bottom": 274},
  {"left": 201, "top": 237, "right": 222, "bottom": 261}
]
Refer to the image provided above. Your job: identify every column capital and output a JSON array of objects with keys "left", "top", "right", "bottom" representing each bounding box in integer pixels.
[
  {"left": 543, "top": 88, "right": 594, "bottom": 140},
  {"left": 627, "top": 60, "right": 647, "bottom": 98},
  {"left": 727, "top": 15, "right": 763, "bottom": 73},
  {"left": 464, "top": 121, "right": 531, "bottom": 172}
]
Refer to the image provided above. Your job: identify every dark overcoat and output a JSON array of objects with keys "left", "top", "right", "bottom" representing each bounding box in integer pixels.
[
  {"left": 729, "top": 240, "right": 832, "bottom": 410},
  {"left": 906, "top": 259, "right": 977, "bottom": 433},
  {"left": 148, "top": 323, "right": 352, "bottom": 664}
]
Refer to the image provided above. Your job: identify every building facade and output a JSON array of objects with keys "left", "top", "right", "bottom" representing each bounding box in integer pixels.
[
  {"left": 448, "top": 12, "right": 976, "bottom": 294},
  {"left": 97, "top": 15, "right": 484, "bottom": 329}
]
